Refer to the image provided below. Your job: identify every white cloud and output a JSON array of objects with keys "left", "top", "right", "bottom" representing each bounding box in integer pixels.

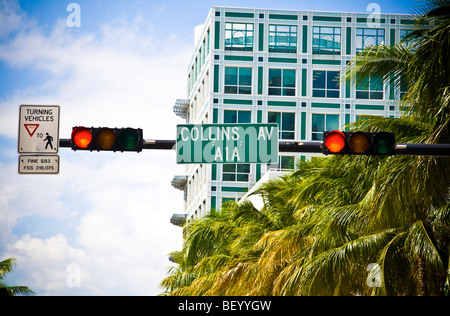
[
  {"left": 0, "top": 0, "right": 34, "bottom": 38},
  {"left": 0, "top": 0, "right": 189, "bottom": 295},
  {"left": 3, "top": 151, "right": 184, "bottom": 295},
  {"left": 0, "top": 3, "right": 192, "bottom": 139}
]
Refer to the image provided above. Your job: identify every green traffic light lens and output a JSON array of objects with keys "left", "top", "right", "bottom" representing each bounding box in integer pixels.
[
  {"left": 373, "top": 132, "right": 395, "bottom": 154},
  {"left": 119, "top": 128, "right": 140, "bottom": 150}
]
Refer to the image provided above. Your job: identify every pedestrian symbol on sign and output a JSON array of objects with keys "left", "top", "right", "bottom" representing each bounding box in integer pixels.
[{"left": 44, "top": 133, "right": 54, "bottom": 150}]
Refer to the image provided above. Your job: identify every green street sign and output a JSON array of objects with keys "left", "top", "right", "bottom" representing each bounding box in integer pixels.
[{"left": 177, "top": 124, "right": 279, "bottom": 164}]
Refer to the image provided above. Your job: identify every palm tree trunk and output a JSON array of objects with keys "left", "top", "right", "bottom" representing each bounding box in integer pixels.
[{"left": 418, "top": 256, "right": 428, "bottom": 296}]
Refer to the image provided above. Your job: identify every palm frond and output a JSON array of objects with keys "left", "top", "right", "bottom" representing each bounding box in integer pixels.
[{"left": 343, "top": 44, "right": 412, "bottom": 92}]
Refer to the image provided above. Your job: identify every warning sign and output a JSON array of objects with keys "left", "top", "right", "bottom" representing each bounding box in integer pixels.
[
  {"left": 24, "top": 124, "right": 40, "bottom": 137},
  {"left": 18, "top": 105, "right": 60, "bottom": 154}
]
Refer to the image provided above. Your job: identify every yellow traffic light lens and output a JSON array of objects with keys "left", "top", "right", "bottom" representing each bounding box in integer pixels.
[
  {"left": 349, "top": 132, "right": 371, "bottom": 154},
  {"left": 72, "top": 127, "right": 92, "bottom": 149},
  {"left": 97, "top": 128, "right": 116, "bottom": 150},
  {"left": 325, "top": 131, "right": 346, "bottom": 153}
]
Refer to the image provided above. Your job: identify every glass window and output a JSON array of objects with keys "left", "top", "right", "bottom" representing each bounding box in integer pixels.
[
  {"left": 313, "top": 70, "right": 340, "bottom": 98},
  {"left": 400, "top": 75, "right": 408, "bottom": 100},
  {"left": 224, "top": 110, "right": 237, "bottom": 123},
  {"left": 356, "top": 28, "right": 385, "bottom": 52},
  {"left": 238, "top": 111, "right": 251, "bottom": 123},
  {"left": 269, "top": 68, "right": 296, "bottom": 96},
  {"left": 225, "top": 67, "right": 252, "bottom": 95},
  {"left": 268, "top": 155, "right": 295, "bottom": 170},
  {"left": 268, "top": 112, "right": 295, "bottom": 140},
  {"left": 313, "top": 26, "right": 341, "bottom": 55},
  {"left": 239, "top": 68, "right": 252, "bottom": 94},
  {"left": 312, "top": 114, "right": 339, "bottom": 140},
  {"left": 355, "top": 74, "right": 383, "bottom": 100},
  {"left": 269, "top": 25, "right": 298, "bottom": 53},
  {"left": 400, "top": 29, "right": 415, "bottom": 48},
  {"left": 225, "top": 23, "right": 254, "bottom": 51},
  {"left": 223, "top": 163, "right": 250, "bottom": 182},
  {"left": 280, "top": 156, "right": 295, "bottom": 170},
  {"left": 224, "top": 110, "right": 251, "bottom": 123},
  {"left": 222, "top": 197, "right": 236, "bottom": 204}
]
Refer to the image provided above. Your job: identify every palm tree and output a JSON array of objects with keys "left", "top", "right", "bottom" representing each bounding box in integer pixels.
[
  {"left": 0, "top": 258, "right": 34, "bottom": 296},
  {"left": 271, "top": 148, "right": 449, "bottom": 295},
  {"left": 344, "top": 0, "right": 450, "bottom": 143},
  {"left": 161, "top": 0, "right": 450, "bottom": 296},
  {"left": 341, "top": 0, "right": 450, "bottom": 295}
]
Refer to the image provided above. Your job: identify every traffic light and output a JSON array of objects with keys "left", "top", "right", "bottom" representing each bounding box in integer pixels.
[
  {"left": 323, "top": 131, "right": 395, "bottom": 155},
  {"left": 71, "top": 127, "right": 143, "bottom": 152}
]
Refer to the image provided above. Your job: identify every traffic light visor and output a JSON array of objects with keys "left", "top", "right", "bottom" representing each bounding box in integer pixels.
[
  {"left": 72, "top": 127, "right": 92, "bottom": 149},
  {"left": 324, "top": 131, "right": 346, "bottom": 153}
]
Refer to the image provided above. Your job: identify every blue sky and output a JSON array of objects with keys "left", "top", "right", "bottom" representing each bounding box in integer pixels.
[{"left": 0, "top": 0, "right": 418, "bottom": 296}]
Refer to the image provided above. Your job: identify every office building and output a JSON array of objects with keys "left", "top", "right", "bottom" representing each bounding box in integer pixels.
[{"left": 171, "top": 6, "right": 414, "bottom": 226}]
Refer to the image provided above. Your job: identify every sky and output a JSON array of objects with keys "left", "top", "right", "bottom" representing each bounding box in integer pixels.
[{"left": 0, "top": 0, "right": 418, "bottom": 296}]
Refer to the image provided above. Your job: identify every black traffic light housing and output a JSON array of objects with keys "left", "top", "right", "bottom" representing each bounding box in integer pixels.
[
  {"left": 323, "top": 131, "right": 395, "bottom": 156},
  {"left": 71, "top": 127, "right": 143, "bottom": 153}
]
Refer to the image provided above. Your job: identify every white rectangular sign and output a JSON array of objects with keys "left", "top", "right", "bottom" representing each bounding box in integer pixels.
[
  {"left": 18, "top": 105, "right": 60, "bottom": 154},
  {"left": 18, "top": 155, "right": 60, "bottom": 175}
]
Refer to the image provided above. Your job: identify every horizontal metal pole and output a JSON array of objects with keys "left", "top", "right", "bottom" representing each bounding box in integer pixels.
[
  {"left": 142, "top": 140, "right": 176, "bottom": 150},
  {"left": 395, "top": 143, "right": 450, "bottom": 157},
  {"left": 60, "top": 139, "right": 450, "bottom": 157},
  {"left": 60, "top": 139, "right": 72, "bottom": 148},
  {"left": 278, "top": 141, "right": 323, "bottom": 153},
  {"left": 59, "top": 139, "right": 177, "bottom": 150}
]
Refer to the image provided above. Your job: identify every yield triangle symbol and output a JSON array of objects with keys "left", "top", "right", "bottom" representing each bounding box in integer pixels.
[{"left": 24, "top": 124, "right": 40, "bottom": 137}]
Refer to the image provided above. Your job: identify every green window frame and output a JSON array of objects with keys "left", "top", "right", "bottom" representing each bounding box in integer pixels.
[
  {"left": 225, "top": 23, "right": 254, "bottom": 51},
  {"left": 225, "top": 67, "right": 252, "bottom": 95},
  {"left": 311, "top": 113, "right": 339, "bottom": 141},
  {"left": 355, "top": 74, "right": 384, "bottom": 100},
  {"left": 268, "top": 68, "right": 296, "bottom": 96},
  {"left": 313, "top": 26, "right": 341, "bottom": 55},
  {"left": 223, "top": 164, "right": 251, "bottom": 182},
  {"left": 356, "top": 28, "right": 385, "bottom": 52},
  {"left": 268, "top": 112, "right": 295, "bottom": 140},
  {"left": 269, "top": 25, "right": 298, "bottom": 53},
  {"left": 312, "top": 70, "right": 340, "bottom": 98}
]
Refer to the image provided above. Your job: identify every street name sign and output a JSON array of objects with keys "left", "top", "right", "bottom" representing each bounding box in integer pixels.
[
  {"left": 18, "top": 105, "right": 60, "bottom": 154},
  {"left": 177, "top": 124, "right": 279, "bottom": 164},
  {"left": 18, "top": 155, "right": 60, "bottom": 175}
]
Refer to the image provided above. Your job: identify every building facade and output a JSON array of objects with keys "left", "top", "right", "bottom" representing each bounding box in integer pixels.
[{"left": 171, "top": 6, "right": 414, "bottom": 225}]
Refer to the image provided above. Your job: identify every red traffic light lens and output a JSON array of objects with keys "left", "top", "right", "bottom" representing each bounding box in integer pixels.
[
  {"left": 325, "top": 131, "right": 346, "bottom": 153},
  {"left": 72, "top": 127, "right": 92, "bottom": 149}
]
